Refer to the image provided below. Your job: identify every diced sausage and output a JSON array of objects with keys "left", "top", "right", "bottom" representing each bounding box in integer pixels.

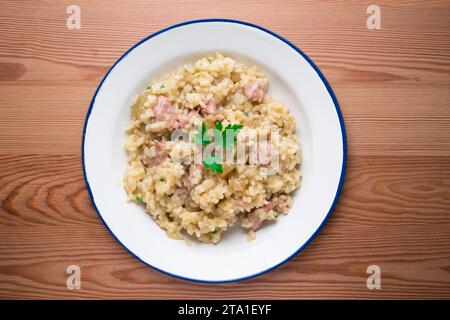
[
  {"left": 247, "top": 210, "right": 262, "bottom": 231},
  {"left": 274, "top": 194, "right": 290, "bottom": 214},
  {"left": 249, "top": 141, "right": 276, "bottom": 165},
  {"left": 204, "top": 99, "right": 217, "bottom": 115},
  {"left": 153, "top": 96, "right": 201, "bottom": 130},
  {"left": 173, "top": 187, "right": 189, "bottom": 206},
  {"left": 244, "top": 81, "right": 266, "bottom": 103},
  {"left": 258, "top": 141, "right": 275, "bottom": 165},
  {"left": 153, "top": 96, "right": 174, "bottom": 121},
  {"left": 263, "top": 194, "right": 290, "bottom": 214},
  {"left": 199, "top": 99, "right": 217, "bottom": 115},
  {"left": 146, "top": 141, "right": 168, "bottom": 166}
]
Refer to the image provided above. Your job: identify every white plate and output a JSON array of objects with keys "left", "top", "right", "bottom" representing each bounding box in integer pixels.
[{"left": 82, "top": 19, "right": 347, "bottom": 283}]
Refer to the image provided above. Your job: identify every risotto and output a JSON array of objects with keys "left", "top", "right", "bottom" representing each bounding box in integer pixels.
[{"left": 123, "top": 53, "right": 302, "bottom": 244}]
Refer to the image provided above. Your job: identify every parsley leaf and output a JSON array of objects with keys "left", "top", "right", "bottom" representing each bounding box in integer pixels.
[
  {"left": 215, "top": 121, "right": 223, "bottom": 131},
  {"left": 194, "top": 121, "right": 243, "bottom": 173},
  {"left": 222, "top": 124, "right": 244, "bottom": 148},
  {"left": 203, "top": 154, "right": 223, "bottom": 173}
]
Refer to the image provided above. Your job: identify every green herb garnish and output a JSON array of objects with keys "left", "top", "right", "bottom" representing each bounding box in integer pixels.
[
  {"left": 160, "top": 84, "right": 165, "bottom": 89},
  {"left": 134, "top": 195, "right": 142, "bottom": 203},
  {"left": 221, "top": 123, "right": 243, "bottom": 148},
  {"left": 194, "top": 121, "right": 243, "bottom": 173},
  {"left": 203, "top": 154, "right": 223, "bottom": 173}
]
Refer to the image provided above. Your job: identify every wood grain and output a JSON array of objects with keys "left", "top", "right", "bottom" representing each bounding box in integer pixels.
[{"left": 0, "top": 0, "right": 449, "bottom": 299}]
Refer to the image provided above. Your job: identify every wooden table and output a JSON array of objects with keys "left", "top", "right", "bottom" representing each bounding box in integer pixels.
[{"left": 1, "top": 0, "right": 449, "bottom": 299}]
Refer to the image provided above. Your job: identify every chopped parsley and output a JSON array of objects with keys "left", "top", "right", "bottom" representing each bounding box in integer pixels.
[
  {"left": 221, "top": 123, "right": 244, "bottom": 148},
  {"left": 194, "top": 121, "right": 243, "bottom": 173},
  {"left": 203, "top": 154, "right": 223, "bottom": 173},
  {"left": 215, "top": 121, "right": 223, "bottom": 131},
  {"left": 134, "top": 195, "right": 142, "bottom": 203}
]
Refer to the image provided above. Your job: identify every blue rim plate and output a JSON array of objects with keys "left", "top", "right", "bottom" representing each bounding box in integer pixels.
[{"left": 82, "top": 18, "right": 347, "bottom": 283}]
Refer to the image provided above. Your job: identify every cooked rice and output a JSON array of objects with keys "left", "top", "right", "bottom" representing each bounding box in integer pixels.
[{"left": 123, "top": 53, "right": 301, "bottom": 244}]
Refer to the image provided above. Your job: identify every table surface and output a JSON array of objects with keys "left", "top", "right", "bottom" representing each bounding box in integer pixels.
[{"left": 1, "top": 0, "right": 449, "bottom": 299}]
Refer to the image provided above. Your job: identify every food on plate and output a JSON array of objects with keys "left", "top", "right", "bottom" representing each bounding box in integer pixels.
[{"left": 123, "top": 53, "right": 301, "bottom": 243}]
